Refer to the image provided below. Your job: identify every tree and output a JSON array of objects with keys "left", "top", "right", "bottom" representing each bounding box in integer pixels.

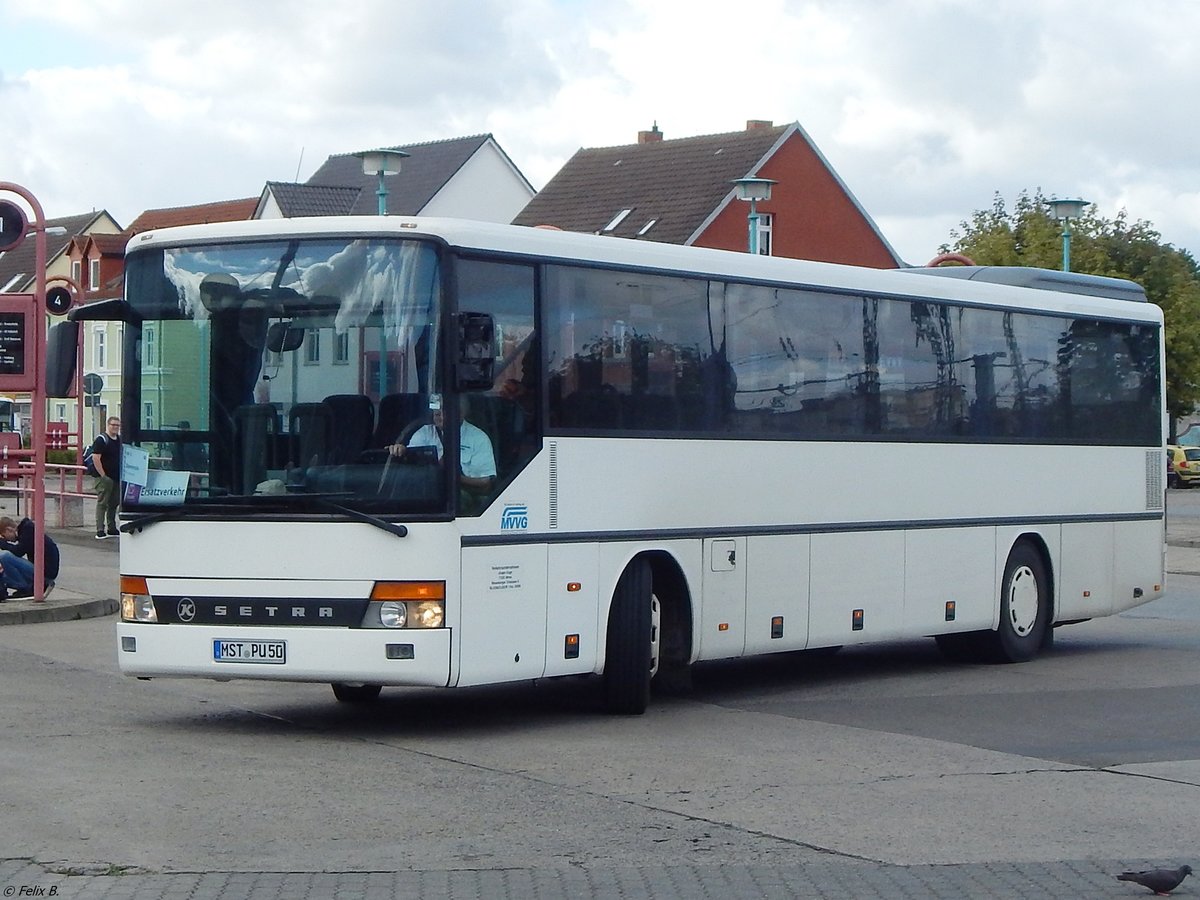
[{"left": 943, "top": 190, "right": 1200, "bottom": 437}]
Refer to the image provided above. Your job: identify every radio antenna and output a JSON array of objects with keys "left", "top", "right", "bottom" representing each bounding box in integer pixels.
[{"left": 293, "top": 147, "right": 305, "bottom": 182}]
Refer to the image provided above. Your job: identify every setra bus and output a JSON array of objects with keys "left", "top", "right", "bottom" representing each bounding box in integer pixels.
[{"left": 50, "top": 217, "right": 1166, "bottom": 713}]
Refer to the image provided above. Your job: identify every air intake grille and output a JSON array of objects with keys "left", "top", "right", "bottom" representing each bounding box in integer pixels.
[
  {"left": 1146, "top": 449, "right": 1164, "bottom": 510},
  {"left": 548, "top": 441, "right": 558, "bottom": 528}
]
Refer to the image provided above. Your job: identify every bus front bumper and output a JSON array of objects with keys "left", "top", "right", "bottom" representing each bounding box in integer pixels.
[{"left": 116, "top": 622, "right": 452, "bottom": 687}]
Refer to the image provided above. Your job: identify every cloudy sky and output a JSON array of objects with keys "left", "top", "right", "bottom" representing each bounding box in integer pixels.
[{"left": 1, "top": 0, "right": 1196, "bottom": 266}]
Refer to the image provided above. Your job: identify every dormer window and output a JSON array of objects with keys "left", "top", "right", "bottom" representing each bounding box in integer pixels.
[
  {"left": 89, "top": 258, "right": 101, "bottom": 292},
  {"left": 602, "top": 209, "right": 632, "bottom": 233}
]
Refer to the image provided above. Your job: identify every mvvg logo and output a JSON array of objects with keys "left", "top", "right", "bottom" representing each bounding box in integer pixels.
[{"left": 500, "top": 504, "right": 529, "bottom": 530}]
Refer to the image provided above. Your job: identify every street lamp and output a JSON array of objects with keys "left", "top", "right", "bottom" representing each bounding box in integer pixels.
[
  {"left": 731, "top": 176, "right": 777, "bottom": 255},
  {"left": 355, "top": 148, "right": 410, "bottom": 216},
  {"left": 1047, "top": 197, "right": 1088, "bottom": 272}
]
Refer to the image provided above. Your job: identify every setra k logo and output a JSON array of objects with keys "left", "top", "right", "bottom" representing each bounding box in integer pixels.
[{"left": 177, "top": 598, "right": 196, "bottom": 622}]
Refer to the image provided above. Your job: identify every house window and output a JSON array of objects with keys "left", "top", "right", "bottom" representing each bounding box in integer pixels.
[
  {"left": 144, "top": 401, "right": 154, "bottom": 430},
  {"left": 756, "top": 213, "right": 774, "bottom": 256},
  {"left": 71, "top": 260, "right": 82, "bottom": 284},
  {"left": 334, "top": 331, "right": 349, "bottom": 365},
  {"left": 55, "top": 403, "right": 66, "bottom": 422},
  {"left": 602, "top": 208, "right": 632, "bottom": 233},
  {"left": 89, "top": 258, "right": 101, "bottom": 292},
  {"left": 93, "top": 327, "right": 107, "bottom": 369},
  {"left": 144, "top": 325, "right": 157, "bottom": 367},
  {"left": 304, "top": 329, "right": 320, "bottom": 364}
]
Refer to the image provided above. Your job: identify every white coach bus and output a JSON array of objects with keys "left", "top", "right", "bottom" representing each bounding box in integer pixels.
[{"left": 51, "top": 217, "right": 1165, "bottom": 713}]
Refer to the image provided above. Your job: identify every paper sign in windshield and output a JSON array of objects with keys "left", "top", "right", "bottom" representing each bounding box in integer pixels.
[{"left": 125, "top": 469, "right": 190, "bottom": 505}]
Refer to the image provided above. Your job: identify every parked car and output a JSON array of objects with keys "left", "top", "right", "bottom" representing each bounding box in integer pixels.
[{"left": 1167, "top": 445, "right": 1200, "bottom": 487}]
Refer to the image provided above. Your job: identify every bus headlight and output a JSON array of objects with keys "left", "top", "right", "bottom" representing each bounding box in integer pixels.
[
  {"left": 368, "top": 581, "right": 446, "bottom": 629},
  {"left": 121, "top": 594, "right": 157, "bottom": 623},
  {"left": 378, "top": 601, "right": 408, "bottom": 628},
  {"left": 374, "top": 599, "right": 444, "bottom": 629},
  {"left": 120, "top": 576, "right": 157, "bottom": 622},
  {"left": 410, "top": 600, "right": 444, "bottom": 629}
]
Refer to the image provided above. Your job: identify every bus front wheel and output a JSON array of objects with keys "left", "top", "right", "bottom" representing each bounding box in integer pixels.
[
  {"left": 603, "top": 557, "right": 656, "bottom": 715},
  {"left": 332, "top": 683, "right": 382, "bottom": 703}
]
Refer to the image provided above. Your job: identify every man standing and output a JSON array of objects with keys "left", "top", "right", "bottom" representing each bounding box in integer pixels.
[{"left": 92, "top": 416, "right": 121, "bottom": 539}]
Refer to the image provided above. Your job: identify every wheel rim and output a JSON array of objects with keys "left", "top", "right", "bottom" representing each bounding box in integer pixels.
[
  {"left": 649, "top": 593, "right": 661, "bottom": 678},
  {"left": 1007, "top": 565, "right": 1039, "bottom": 637}
]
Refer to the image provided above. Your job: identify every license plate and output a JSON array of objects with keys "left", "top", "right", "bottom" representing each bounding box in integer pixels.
[{"left": 213, "top": 639, "right": 287, "bottom": 664}]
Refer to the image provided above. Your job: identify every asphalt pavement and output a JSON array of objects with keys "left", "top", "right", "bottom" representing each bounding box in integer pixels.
[{"left": 2, "top": 496, "right": 1196, "bottom": 899}]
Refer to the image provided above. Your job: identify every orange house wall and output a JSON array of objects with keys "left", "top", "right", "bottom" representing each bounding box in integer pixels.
[{"left": 691, "top": 134, "right": 901, "bottom": 269}]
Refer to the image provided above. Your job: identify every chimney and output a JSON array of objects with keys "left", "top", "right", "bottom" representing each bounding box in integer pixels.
[
  {"left": 638, "top": 122, "right": 663, "bottom": 143},
  {"left": 745, "top": 119, "right": 773, "bottom": 131}
]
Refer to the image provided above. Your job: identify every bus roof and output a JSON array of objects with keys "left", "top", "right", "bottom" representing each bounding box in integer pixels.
[
  {"left": 899, "top": 265, "right": 1147, "bottom": 302},
  {"left": 127, "top": 216, "right": 1161, "bottom": 324}
]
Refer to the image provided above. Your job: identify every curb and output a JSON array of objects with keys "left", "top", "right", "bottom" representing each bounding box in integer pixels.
[{"left": 0, "top": 596, "right": 118, "bottom": 626}]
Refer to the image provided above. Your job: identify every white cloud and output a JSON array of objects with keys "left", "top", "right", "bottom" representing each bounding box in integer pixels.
[{"left": 1, "top": 0, "right": 1197, "bottom": 264}]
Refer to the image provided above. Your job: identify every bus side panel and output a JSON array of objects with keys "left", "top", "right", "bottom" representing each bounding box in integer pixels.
[
  {"left": 1112, "top": 518, "right": 1166, "bottom": 613},
  {"left": 904, "top": 527, "right": 995, "bottom": 635},
  {"left": 808, "top": 530, "right": 905, "bottom": 647},
  {"left": 544, "top": 543, "right": 601, "bottom": 678},
  {"left": 698, "top": 537, "right": 748, "bottom": 660},
  {"left": 744, "top": 534, "right": 810, "bottom": 654},
  {"left": 457, "top": 544, "right": 548, "bottom": 687},
  {"left": 1059, "top": 522, "right": 1115, "bottom": 619}
]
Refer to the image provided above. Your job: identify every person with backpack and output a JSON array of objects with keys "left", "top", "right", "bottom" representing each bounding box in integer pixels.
[
  {"left": 0, "top": 515, "right": 60, "bottom": 600},
  {"left": 91, "top": 416, "right": 122, "bottom": 540}
]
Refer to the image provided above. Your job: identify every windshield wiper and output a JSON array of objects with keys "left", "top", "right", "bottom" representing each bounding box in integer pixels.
[
  {"left": 122, "top": 504, "right": 217, "bottom": 534},
  {"left": 121, "top": 494, "right": 408, "bottom": 538},
  {"left": 303, "top": 496, "right": 408, "bottom": 538}
]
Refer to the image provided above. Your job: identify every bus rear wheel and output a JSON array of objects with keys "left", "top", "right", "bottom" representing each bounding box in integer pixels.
[
  {"left": 332, "top": 683, "right": 382, "bottom": 703},
  {"left": 991, "top": 542, "right": 1050, "bottom": 662},
  {"left": 936, "top": 542, "right": 1050, "bottom": 664},
  {"left": 603, "top": 557, "right": 656, "bottom": 715}
]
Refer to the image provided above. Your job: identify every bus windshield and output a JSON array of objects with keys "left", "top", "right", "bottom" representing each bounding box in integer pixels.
[{"left": 124, "top": 237, "right": 447, "bottom": 516}]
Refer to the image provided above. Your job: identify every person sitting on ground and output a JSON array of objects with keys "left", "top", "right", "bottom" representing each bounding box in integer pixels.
[
  {"left": 386, "top": 395, "right": 496, "bottom": 494},
  {"left": 0, "top": 515, "right": 60, "bottom": 601}
]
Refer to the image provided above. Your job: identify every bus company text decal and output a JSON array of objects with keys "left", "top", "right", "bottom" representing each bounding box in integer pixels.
[{"left": 500, "top": 504, "right": 529, "bottom": 530}]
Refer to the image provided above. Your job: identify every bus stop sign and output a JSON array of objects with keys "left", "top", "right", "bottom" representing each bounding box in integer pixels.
[{"left": 0, "top": 200, "right": 28, "bottom": 252}]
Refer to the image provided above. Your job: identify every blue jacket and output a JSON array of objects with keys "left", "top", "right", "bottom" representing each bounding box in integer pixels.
[{"left": 0, "top": 517, "right": 60, "bottom": 581}]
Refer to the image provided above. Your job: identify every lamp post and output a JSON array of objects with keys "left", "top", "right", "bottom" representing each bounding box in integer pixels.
[
  {"left": 1047, "top": 197, "right": 1088, "bottom": 272},
  {"left": 731, "top": 176, "right": 777, "bottom": 255},
  {"left": 354, "top": 148, "right": 410, "bottom": 216}
]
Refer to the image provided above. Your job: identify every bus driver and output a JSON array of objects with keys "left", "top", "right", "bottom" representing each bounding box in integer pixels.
[{"left": 386, "top": 395, "right": 496, "bottom": 494}]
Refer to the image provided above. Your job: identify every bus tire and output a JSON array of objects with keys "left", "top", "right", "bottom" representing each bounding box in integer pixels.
[
  {"left": 331, "top": 683, "right": 382, "bottom": 703},
  {"left": 988, "top": 541, "right": 1050, "bottom": 663},
  {"left": 603, "top": 557, "right": 654, "bottom": 715}
]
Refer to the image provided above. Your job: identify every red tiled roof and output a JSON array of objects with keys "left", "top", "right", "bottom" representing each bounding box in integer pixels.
[
  {"left": 126, "top": 198, "right": 258, "bottom": 235},
  {"left": 86, "top": 233, "right": 131, "bottom": 255},
  {"left": 513, "top": 125, "right": 790, "bottom": 244}
]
